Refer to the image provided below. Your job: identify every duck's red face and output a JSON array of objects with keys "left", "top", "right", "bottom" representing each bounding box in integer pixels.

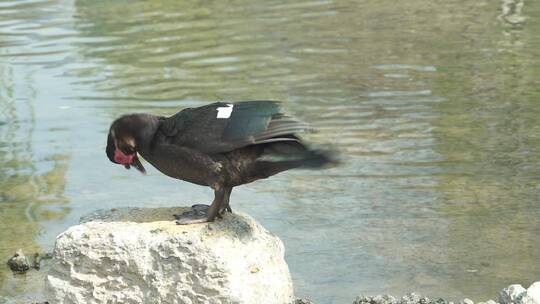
[
  {"left": 115, "top": 149, "right": 145, "bottom": 174},
  {"left": 114, "top": 149, "right": 135, "bottom": 165},
  {"left": 106, "top": 122, "right": 146, "bottom": 174}
]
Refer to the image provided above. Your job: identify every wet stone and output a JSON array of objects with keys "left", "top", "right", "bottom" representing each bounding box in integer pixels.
[
  {"left": 6, "top": 249, "right": 30, "bottom": 273},
  {"left": 354, "top": 295, "right": 398, "bottom": 304},
  {"left": 374, "top": 295, "right": 397, "bottom": 304},
  {"left": 401, "top": 293, "right": 432, "bottom": 304},
  {"left": 354, "top": 296, "right": 375, "bottom": 304},
  {"left": 500, "top": 284, "right": 526, "bottom": 304}
]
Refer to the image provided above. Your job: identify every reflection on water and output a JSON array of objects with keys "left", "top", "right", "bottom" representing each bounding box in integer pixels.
[
  {"left": 0, "top": 56, "right": 70, "bottom": 301},
  {"left": 1, "top": 0, "right": 539, "bottom": 303}
]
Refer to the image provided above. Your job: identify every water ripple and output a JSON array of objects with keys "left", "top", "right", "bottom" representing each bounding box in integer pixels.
[{"left": 1, "top": 0, "right": 539, "bottom": 303}]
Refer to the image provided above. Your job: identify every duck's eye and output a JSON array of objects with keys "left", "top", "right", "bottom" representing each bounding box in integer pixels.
[{"left": 120, "top": 145, "right": 135, "bottom": 155}]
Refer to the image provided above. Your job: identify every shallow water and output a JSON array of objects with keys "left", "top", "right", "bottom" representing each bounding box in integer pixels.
[{"left": 0, "top": 0, "right": 539, "bottom": 303}]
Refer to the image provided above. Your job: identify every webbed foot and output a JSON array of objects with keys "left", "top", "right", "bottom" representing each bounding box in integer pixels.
[{"left": 174, "top": 204, "right": 221, "bottom": 225}]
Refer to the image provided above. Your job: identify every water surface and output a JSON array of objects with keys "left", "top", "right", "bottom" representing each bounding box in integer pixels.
[{"left": 0, "top": 0, "right": 539, "bottom": 303}]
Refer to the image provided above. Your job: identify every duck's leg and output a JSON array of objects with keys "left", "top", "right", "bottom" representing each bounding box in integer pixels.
[
  {"left": 219, "top": 187, "right": 233, "bottom": 215},
  {"left": 175, "top": 187, "right": 225, "bottom": 225},
  {"left": 205, "top": 187, "right": 224, "bottom": 222}
]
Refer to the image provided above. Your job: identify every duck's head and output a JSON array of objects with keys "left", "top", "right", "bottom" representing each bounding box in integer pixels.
[{"left": 106, "top": 115, "right": 147, "bottom": 174}]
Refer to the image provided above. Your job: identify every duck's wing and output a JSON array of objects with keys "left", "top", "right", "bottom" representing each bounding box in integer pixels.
[{"left": 159, "top": 100, "right": 311, "bottom": 154}]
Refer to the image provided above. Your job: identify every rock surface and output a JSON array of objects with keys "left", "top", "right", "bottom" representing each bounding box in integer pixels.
[
  {"left": 45, "top": 207, "right": 294, "bottom": 304},
  {"left": 518, "top": 282, "right": 540, "bottom": 304}
]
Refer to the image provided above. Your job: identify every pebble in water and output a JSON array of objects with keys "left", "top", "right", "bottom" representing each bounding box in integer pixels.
[
  {"left": 354, "top": 293, "right": 444, "bottom": 304},
  {"left": 500, "top": 284, "right": 527, "bottom": 304},
  {"left": 352, "top": 282, "right": 540, "bottom": 304},
  {"left": 6, "top": 249, "right": 30, "bottom": 273}
]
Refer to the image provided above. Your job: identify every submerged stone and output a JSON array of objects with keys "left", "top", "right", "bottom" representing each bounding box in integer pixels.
[{"left": 463, "top": 298, "right": 474, "bottom": 304}]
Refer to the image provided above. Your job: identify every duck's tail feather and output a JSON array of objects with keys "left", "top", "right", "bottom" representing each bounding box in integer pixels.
[{"left": 251, "top": 144, "right": 339, "bottom": 180}]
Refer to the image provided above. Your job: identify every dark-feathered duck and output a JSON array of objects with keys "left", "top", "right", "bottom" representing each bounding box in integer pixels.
[{"left": 106, "top": 100, "right": 335, "bottom": 224}]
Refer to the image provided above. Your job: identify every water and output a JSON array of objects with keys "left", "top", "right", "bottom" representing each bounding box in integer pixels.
[{"left": 0, "top": 0, "right": 539, "bottom": 303}]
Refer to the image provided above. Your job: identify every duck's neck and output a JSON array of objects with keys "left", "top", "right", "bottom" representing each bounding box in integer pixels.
[{"left": 133, "top": 114, "right": 160, "bottom": 154}]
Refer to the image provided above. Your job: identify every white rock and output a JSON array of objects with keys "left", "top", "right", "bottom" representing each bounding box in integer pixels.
[
  {"left": 518, "top": 282, "right": 540, "bottom": 304},
  {"left": 500, "top": 284, "right": 526, "bottom": 304},
  {"left": 45, "top": 207, "right": 294, "bottom": 304},
  {"left": 486, "top": 300, "right": 498, "bottom": 304},
  {"left": 463, "top": 298, "right": 474, "bottom": 304}
]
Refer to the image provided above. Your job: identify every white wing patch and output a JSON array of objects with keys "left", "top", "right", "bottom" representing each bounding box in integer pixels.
[{"left": 216, "top": 103, "right": 234, "bottom": 119}]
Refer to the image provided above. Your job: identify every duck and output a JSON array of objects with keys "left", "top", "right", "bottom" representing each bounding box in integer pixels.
[{"left": 106, "top": 100, "right": 336, "bottom": 224}]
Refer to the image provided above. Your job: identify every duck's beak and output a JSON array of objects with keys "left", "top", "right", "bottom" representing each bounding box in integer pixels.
[
  {"left": 113, "top": 149, "right": 146, "bottom": 175},
  {"left": 131, "top": 154, "right": 146, "bottom": 174}
]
